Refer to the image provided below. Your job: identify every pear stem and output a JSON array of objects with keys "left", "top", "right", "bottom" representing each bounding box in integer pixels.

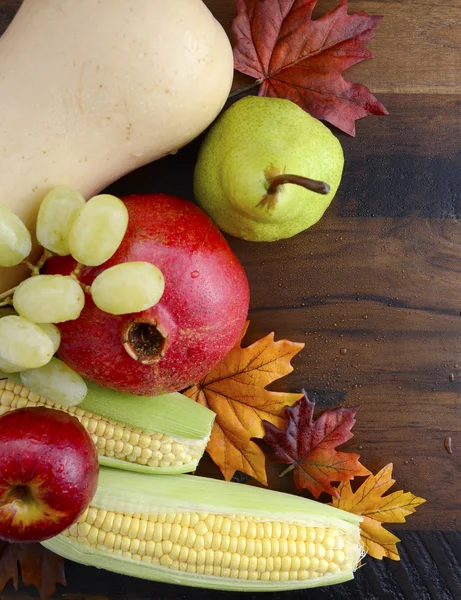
[{"left": 267, "top": 174, "right": 330, "bottom": 196}]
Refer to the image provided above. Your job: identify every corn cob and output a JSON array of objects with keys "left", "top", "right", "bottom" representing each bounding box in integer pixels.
[
  {"left": 0, "top": 378, "right": 214, "bottom": 475},
  {"left": 42, "top": 467, "right": 363, "bottom": 592}
]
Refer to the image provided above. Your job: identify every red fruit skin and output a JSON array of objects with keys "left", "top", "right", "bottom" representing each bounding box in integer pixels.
[
  {"left": 46, "top": 194, "right": 250, "bottom": 395},
  {"left": 0, "top": 407, "right": 99, "bottom": 543}
]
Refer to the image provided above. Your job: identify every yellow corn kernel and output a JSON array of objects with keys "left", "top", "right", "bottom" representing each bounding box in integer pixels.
[
  {"left": 281, "top": 555, "right": 291, "bottom": 571},
  {"left": 102, "top": 512, "right": 115, "bottom": 533},
  {"left": 77, "top": 522, "right": 91, "bottom": 538},
  {"left": 170, "top": 523, "right": 181, "bottom": 543},
  {"left": 121, "top": 537, "right": 131, "bottom": 553},
  {"left": 221, "top": 535, "right": 231, "bottom": 552},
  {"left": 153, "top": 523, "right": 164, "bottom": 543},
  {"left": 193, "top": 536, "right": 205, "bottom": 552},
  {"left": 194, "top": 521, "right": 207, "bottom": 536},
  {"left": 221, "top": 552, "right": 232, "bottom": 569},
  {"left": 94, "top": 510, "right": 106, "bottom": 530}
]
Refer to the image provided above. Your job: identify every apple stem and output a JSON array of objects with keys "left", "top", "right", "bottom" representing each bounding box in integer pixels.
[
  {"left": 267, "top": 174, "right": 330, "bottom": 196},
  {"left": 6, "top": 484, "right": 30, "bottom": 505}
]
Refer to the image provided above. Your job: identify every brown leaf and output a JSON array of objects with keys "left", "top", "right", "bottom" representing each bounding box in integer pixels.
[
  {"left": 185, "top": 322, "right": 304, "bottom": 485},
  {"left": 331, "top": 463, "right": 426, "bottom": 560},
  {"left": 232, "top": 0, "right": 388, "bottom": 136},
  {"left": 264, "top": 391, "right": 370, "bottom": 499},
  {"left": 0, "top": 541, "right": 66, "bottom": 599}
]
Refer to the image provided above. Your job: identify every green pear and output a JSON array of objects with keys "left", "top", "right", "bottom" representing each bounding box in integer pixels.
[{"left": 193, "top": 96, "right": 344, "bottom": 242}]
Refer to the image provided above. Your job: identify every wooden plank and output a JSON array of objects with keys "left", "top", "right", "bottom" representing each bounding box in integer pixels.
[
  {"left": 224, "top": 217, "right": 461, "bottom": 530},
  {"left": 3, "top": 531, "right": 461, "bottom": 599}
]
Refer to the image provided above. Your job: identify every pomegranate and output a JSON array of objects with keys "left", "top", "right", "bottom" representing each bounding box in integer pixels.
[{"left": 46, "top": 194, "right": 250, "bottom": 395}]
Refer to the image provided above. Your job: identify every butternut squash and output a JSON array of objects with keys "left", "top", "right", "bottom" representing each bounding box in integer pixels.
[{"left": 0, "top": 0, "right": 234, "bottom": 292}]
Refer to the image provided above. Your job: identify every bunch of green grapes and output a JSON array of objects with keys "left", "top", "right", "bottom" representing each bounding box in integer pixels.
[{"left": 0, "top": 186, "right": 165, "bottom": 405}]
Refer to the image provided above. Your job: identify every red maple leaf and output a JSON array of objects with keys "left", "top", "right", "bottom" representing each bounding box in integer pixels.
[
  {"left": 263, "top": 391, "right": 370, "bottom": 499},
  {"left": 232, "top": 0, "right": 388, "bottom": 136}
]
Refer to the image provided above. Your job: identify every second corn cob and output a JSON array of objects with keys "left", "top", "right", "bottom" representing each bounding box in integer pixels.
[{"left": 43, "top": 467, "right": 363, "bottom": 592}]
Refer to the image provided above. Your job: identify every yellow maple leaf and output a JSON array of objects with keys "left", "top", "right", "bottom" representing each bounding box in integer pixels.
[
  {"left": 184, "top": 322, "right": 304, "bottom": 485},
  {"left": 331, "top": 463, "right": 426, "bottom": 560}
]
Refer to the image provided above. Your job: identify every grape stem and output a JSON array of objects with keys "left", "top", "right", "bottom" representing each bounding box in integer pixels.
[
  {"left": 20, "top": 259, "right": 37, "bottom": 274},
  {"left": 0, "top": 289, "right": 15, "bottom": 306},
  {"left": 35, "top": 248, "right": 55, "bottom": 271},
  {"left": 0, "top": 249, "right": 56, "bottom": 305},
  {"left": 70, "top": 263, "right": 91, "bottom": 294},
  {"left": 20, "top": 248, "right": 55, "bottom": 276},
  {"left": 70, "top": 262, "right": 83, "bottom": 279}
]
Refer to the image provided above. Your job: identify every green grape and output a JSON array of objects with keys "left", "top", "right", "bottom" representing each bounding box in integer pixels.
[
  {"left": 38, "top": 323, "right": 61, "bottom": 353},
  {"left": 13, "top": 274, "right": 85, "bottom": 323},
  {"left": 20, "top": 358, "right": 87, "bottom": 407},
  {"left": 91, "top": 261, "right": 165, "bottom": 315},
  {"left": 0, "top": 204, "right": 32, "bottom": 267},
  {"left": 0, "top": 315, "right": 55, "bottom": 371},
  {"left": 68, "top": 194, "right": 128, "bottom": 266},
  {"left": 36, "top": 186, "right": 85, "bottom": 255}
]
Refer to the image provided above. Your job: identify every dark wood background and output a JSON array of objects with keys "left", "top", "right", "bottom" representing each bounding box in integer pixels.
[{"left": 1, "top": 0, "right": 461, "bottom": 598}]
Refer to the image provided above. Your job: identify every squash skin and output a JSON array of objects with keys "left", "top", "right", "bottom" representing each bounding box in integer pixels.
[{"left": 0, "top": 0, "right": 234, "bottom": 292}]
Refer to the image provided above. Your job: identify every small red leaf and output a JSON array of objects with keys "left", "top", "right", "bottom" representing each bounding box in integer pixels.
[
  {"left": 263, "top": 390, "right": 370, "bottom": 499},
  {"left": 232, "top": 0, "right": 388, "bottom": 136},
  {"left": 0, "top": 542, "right": 66, "bottom": 600}
]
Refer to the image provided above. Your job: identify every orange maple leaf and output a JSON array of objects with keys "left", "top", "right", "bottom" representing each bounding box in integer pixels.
[
  {"left": 0, "top": 542, "right": 66, "bottom": 599},
  {"left": 184, "top": 322, "right": 304, "bottom": 485},
  {"left": 331, "top": 463, "right": 426, "bottom": 560}
]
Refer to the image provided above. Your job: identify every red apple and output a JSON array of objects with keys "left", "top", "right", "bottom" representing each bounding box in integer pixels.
[
  {"left": 0, "top": 407, "right": 99, "bottom": 543},
  {"left": 46, "top": 194, "right": 250, "bottom": 395}
]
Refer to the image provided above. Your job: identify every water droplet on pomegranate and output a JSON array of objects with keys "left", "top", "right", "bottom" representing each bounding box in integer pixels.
[
  {"left": 340, "top": 348, "right": 348, "bottom": 355},
  {"left": 191, "top": 270, "right": 199, "bottom": 279}
]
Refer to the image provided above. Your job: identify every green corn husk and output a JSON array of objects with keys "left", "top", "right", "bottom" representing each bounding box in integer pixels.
[{"left": 42, "top": 467, "right": 363, "bottom": 592}]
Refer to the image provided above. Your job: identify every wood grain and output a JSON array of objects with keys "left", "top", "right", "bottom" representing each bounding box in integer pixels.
[{"left": 1, "top": 0, "right": 461, "bottom": 597}]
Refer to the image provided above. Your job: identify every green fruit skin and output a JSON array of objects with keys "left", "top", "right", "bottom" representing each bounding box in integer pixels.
[{"left": 193, "top": 96, "right": 344, "bottom": 242}]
